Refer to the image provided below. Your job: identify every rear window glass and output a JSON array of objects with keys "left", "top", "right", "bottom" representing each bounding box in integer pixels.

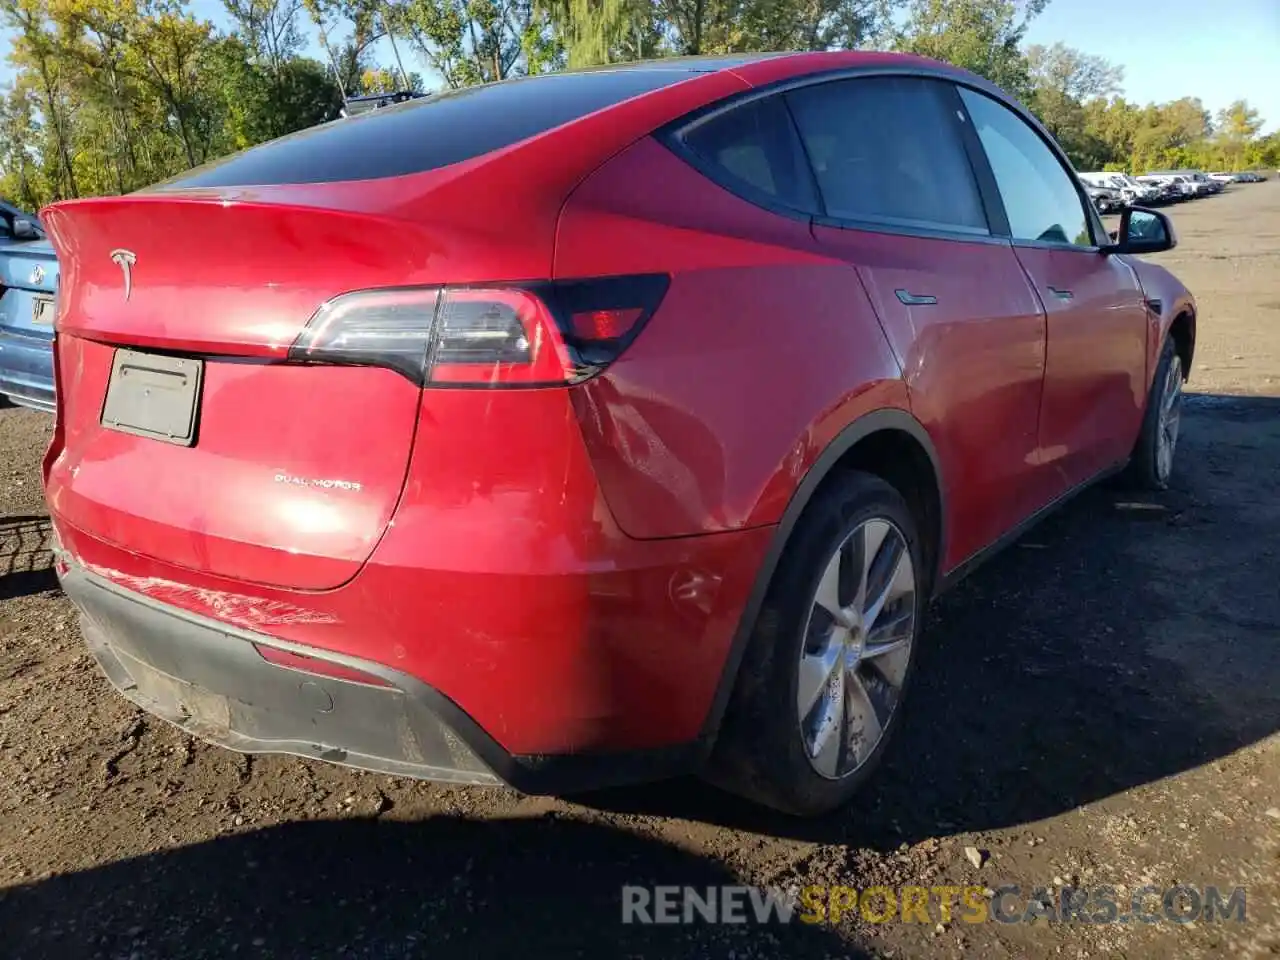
[{"left": 160, "top": 70, "right": 692, "bottom": 189}]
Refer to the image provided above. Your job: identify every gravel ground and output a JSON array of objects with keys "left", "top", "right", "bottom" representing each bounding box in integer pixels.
[{"left": 1, "top": 183, "right": 1278, "bottom": 959}]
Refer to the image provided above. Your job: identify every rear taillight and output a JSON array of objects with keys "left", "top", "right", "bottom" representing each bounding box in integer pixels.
[{"left": 289, "top": 275, "right": 668, "bottom": 387}]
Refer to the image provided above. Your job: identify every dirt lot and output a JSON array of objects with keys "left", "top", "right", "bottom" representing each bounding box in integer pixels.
[{"left": 2, "top": 184, "right": 1278, "bottom": 960}]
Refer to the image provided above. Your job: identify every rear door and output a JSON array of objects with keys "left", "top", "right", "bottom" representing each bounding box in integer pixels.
[
  {"left": 788, "top": 76, "right": 1055, "bottom": 567},
  {"left": 957, "top": 87, "right": 1148, "bottom": 489}
]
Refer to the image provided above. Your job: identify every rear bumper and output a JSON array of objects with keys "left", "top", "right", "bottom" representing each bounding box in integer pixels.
[
  {"left": 59, "top": 561, "right": 706, "bottom": 793},
  {"left": 0, "top": 327, "right": 55, "bottom": 411}
]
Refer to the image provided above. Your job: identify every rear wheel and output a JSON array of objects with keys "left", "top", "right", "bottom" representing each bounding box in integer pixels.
[
  {"left": 1126, "top": 336, "right": 1183, "bottom": 490},
  {"left": 707, "top": 472, "right": 925, "bottom": 817}
]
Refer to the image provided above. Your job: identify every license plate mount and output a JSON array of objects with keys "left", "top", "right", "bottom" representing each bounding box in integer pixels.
[
  {"left": 101, "top": 348, "right": 203, "bottom": 446},
  {"left": 31, "top": 295, "right": 55, "bottom": 326}
]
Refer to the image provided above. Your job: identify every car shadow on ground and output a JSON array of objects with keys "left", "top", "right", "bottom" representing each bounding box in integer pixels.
[
  {"left": 575, "top": 393, "right": 1280, "bottom": 847},
  {"left": 0, "top": 815, "right": 863, "bottom": 959},
  {"left": 0, "top": 514, "right": 57, "bottom": 600}
]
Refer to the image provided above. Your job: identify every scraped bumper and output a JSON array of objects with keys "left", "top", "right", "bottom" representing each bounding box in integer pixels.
[{"left": 60, "top": 564, "right": 501, "bottom": 785}]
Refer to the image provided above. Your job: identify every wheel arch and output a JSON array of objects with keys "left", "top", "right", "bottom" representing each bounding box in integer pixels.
[
  {"left": 697, "top": 407, "right": 946, "bottom": 752},
  {"left": 1167, "top": 308, "right": 1196, "bottom": 378}
]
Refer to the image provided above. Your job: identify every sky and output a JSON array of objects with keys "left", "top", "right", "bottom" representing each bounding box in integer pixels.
[
  {"left": 3, "top": 0, "right": 1279, "bottom": 132},
  {"left": 1020, "top": 0, "right": 1280, "bottom": 133}
]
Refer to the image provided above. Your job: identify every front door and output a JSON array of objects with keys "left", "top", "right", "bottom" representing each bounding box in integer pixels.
[{"left": 957, "top": 87, "right": 1149, "bottom": 489}]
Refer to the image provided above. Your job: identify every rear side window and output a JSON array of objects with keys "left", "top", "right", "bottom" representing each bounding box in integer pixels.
[
  {"left": 678, "top": 94, "right": 818, "bottom": 212},
  {"left": 785, "top": 77, "right": 989, "bottom": 234},
  {"left": 160, "top": 71, "right": 694, "bottom": 189}
]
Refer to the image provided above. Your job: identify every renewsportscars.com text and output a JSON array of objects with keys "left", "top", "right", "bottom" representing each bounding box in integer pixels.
[{"left": 621, "top": 884, "right": 1247, "bottom": 926}]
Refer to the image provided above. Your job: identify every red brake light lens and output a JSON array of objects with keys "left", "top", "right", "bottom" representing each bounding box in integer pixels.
[
  {"left": 289, "top": 275, "right": 668, "bottom": 388},
  {"left": 569, "top": 307, "right": 644, "bottom": 341},
  {"left": 428, "top": 288, "right": 572, "bottom": 385}
]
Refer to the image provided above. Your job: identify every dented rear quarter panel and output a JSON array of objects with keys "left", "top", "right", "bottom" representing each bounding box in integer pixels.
[{"left": 556, "top": 136, "right": 908, "bottom": 541}]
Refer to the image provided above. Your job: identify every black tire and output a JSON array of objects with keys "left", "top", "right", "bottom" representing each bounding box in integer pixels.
[
  {"left": 705, "top": 471, "right": 926, "bottom": 817},
  {"left": 1125, "top": 336, "right": 1183, "bottom": 490}
]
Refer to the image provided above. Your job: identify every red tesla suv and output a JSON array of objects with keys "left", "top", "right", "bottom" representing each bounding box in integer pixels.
[{"left": 40, "top": 52, "right": 1194, "bottom": 816}]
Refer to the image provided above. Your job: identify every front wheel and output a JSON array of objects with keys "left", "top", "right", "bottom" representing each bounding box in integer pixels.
[
  {"left": 1126, "top": 337, "right": 1184, "bottom": 490},
  {"left": 706, "top": 472, "right": 925, "bottom": 817}
]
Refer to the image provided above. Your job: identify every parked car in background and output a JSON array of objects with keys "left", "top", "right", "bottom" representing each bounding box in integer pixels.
[
  {"left": 1208, "top": 172, "right": 1237, "bottom": 183},
  {"left": 1175, "top": 175, "right": 1208, "bottom": 197},
  {"left": 1080, "top": 172, "right": 1162, "bottom": 206},
  {"left": 1116, "top": 175, "right": 1165, "bottom": 205},
  {"left": 41, "top": 53, "right": 1197, "bottom": 817},
  {"left": 0, "top": 203, "right": 58, "bottom": 411},
  {"left": 1167, "top": 175, "right": 1205, "bottom": 198},
  {"left": 1146, "top": 170, "right": 1221, "bottom": 196},
  {"left": 1193, "top": 173, "right": 1224, "bottom": 194},
  {"left": 340, "top": 90, "right": 426, "bottom": 117},
  {"left": 1136, "top": 175, "right": 1186, "bottom": 202},
  {"left": 1083, "top": 181, "right": 1123, "bottom": 213}
]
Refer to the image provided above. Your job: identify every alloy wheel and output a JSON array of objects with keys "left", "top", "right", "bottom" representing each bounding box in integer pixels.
[
  {"left": 1156, "top": 354, "right": 1183, "bottom": 482},
  {"left": 796, "top": 518, "right": 916, "bottom": 780}
]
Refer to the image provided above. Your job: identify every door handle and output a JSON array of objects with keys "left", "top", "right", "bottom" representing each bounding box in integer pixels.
[
  {"left": 895, "top": 289, "right": 937, "bottom": 306},
  {"left": 1047, "top": 286, "right": 1074, "bottom": 301}
]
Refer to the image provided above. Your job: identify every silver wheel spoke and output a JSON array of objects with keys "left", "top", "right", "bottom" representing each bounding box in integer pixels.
[
  {"left": 844, "top": 670, "right": 884, "bottom": 766},
  {"left": 808, "top": 667, "right": 845, "bottom": 777},
  {"left": 866, "top": 643, "right": 912, "bottom": 690},
  {"left": 856, "top": 520, "right": 889, "bottom": 610},
  {"left": 797, "top": 630, "right": 843, "bottom": 718},
  {"left": 864, "top": 537, "right": 912, "bottom": 628},
  {"left": 863, "top": 632, "right": 911, "bottom": 661},
  {"left": 865, "top": 608, "right": 914, "bottom": 687},
  {"left": 814, "top": 544, "right": 857, "bottom": 628}
]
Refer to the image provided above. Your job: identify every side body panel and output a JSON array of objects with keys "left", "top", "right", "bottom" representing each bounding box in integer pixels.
[
  {"left": 555, "top": 136, "right": 910, "bottom": 541},
  {"left": 1129, "top": 257, "right": 1197, "bottom": 383}
]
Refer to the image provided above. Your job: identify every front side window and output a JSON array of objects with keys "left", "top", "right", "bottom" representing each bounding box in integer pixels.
[
  {"left": 784, "top": 76, "right": 989, "bottom": 234},
  {"left": 957, "top": 88, "right": 1093, "bottom": 248}
]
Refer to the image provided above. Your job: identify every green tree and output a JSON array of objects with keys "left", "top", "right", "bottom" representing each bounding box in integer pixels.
[
  {"left": 1, "top": 0, "right": 80, "bottom": 198},
  {"left": 1213, "top": 99, "right": 1263, "bottom": 171},
  {"left": 540, "top": 0, "right": 894, "bottom": 69},
  {"left": 387, "top": 0, "right": 540, "bottom": 86},
  {"left": 1128, "top": 97, "right": 1211, "bottom": 171},
  {"left": 895, "top": 0, "right": 1046, "bottom": 100},
  {"left": 1025, "top": 42, "right": 1122, "bottom": 168}
]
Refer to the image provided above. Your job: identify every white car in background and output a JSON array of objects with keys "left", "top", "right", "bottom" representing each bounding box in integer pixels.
[
  {"left": 1140, "top": 174, "right": 1199, "bottom": 199},
  {"left": 1080, "top": 172, "right": 1160, "bottom": 206}
]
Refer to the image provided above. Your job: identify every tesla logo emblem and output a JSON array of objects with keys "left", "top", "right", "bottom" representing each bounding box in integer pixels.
[
  {"left": 28, "top": 264, "right": 44, "bottom": 285},
  {"left": 110, "top": 249, "right": 137, "bottom": 301}
]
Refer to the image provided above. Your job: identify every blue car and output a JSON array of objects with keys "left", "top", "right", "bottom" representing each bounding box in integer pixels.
[{"left": 0, "top": 201, "right": 57, "bottom": 412}]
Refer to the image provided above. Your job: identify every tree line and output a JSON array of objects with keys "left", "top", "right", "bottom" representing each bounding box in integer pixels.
[{"left": 2, "top": 0, "right": 1277, "bottom": 211}]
